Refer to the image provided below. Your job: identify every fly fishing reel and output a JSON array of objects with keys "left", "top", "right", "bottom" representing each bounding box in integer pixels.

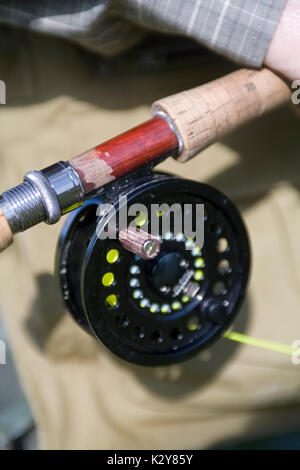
[{"left": 56, "top": 173, "right": 250, "bottom": 366}]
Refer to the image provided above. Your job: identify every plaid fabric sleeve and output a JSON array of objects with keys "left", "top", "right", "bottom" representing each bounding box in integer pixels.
[
  {"left": 120, "top": 0, "right": 288, "bottom": 67},
  {"left": 0, "top": 0, "right": 287, "bottom": 67}
]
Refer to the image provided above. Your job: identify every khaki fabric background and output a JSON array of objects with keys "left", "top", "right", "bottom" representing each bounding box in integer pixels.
[{"left": 0, "top": 29, "right": 300, "bottom": 449}]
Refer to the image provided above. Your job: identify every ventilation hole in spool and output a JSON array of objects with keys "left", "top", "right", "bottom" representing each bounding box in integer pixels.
[
  {"left": 116, "top": 314, "right": 129, "bottom": 328},
  {"left": 140, "top": 298, "right": 150, "bottom": 308},
  {"left": 194, "top": 257, "right": 205, "bottom": 268},
  {"left": 151, "top": 330, "right": 163, "bottom": 344},
  {"left": 129, "top": 278, "right": 140, "bottom": 288},
  {"left": 191, "top": 246, "right": 201, "bottom": 257},
  {"left": 130, "top": 265, "right": 140, "bottom": 275},
  {"left": 213, "top": 281, "right": 227, "bottom": 296},
  {"left": 163, "top": 231, "right": 173, "bottom": 240},
  {"left": 133, "top": 289, "right": 143, "bottom": 299},
  {"left": 175, "top": 232, "right": 185, "bottom": 242},
  {"left": 217, "top": 238, "right": 228, "bottom": 253},
  {"left": 135, "top": 211, "right": 147, "bottom": 227},
  {"left": 105, "top": 294, "right": 118, "bottom": 309},
  {"left": 171, "top": 328, "right": 183, "bottom": 341},
  {"left": 161, "top": 304, "right": 171, "bottom": 314},
  {"left": 171, "top": 301, "right": 182, "bottom": 311},
  {"left": 185, "top": 239, "right": 195, "bottom": 249},
  {"left": 218, "top": 259, "right": 231, "bottom": 276},
  {"left": 132, "top": 326, "right": 145, "bottom": 339},
  {"left": 150, "top": 303, "right": 160, "bottom": 313},
  {"left": 194, "top": 270, "right": 204, "bottom": 281},
  {"left": 187, "top": 316, "right": 200, "bottom": 331},
  {"left": 102, "top": 272, "right": 115, "bottom": 287},
  {"left": 210, "top": 223, "right": 221, "bottom": 235},
  {"left": 106, "top": 249, "right": 119, "bottom": 264}
]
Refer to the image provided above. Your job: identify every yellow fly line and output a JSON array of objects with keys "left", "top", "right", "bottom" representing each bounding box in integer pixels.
[{"left": 223, "top": 331, "right": 300, "bottom": 358}]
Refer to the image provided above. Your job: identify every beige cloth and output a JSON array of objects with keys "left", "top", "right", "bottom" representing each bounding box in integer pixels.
[{"left": 1, "top": 29, "right": 300, "bottom": 450}]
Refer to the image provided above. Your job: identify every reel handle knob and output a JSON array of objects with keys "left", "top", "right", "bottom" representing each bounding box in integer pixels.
[{"left": 119, "top": 227, "right": 160, "bottom": 260}]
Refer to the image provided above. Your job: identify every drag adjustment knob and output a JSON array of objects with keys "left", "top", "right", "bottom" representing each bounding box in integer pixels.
[{"left": 118, "top": 227, "right": 160, "bottom": 260}]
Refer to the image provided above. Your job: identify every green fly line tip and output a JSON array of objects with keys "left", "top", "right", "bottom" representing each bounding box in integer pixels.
[{"left": 223, "top": 331, "right": 300, "bottom": 358}]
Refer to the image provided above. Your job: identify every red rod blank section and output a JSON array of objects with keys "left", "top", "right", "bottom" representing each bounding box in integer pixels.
[{"left": 69, "top": 116, "right": 178, "bottom": 194}]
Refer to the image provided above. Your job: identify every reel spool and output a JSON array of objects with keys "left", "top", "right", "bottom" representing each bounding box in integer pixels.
[{"left": 55, "top": 173, "right": 250, "bottom": 366}]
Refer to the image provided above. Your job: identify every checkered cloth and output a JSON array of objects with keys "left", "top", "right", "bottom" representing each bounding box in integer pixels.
[{"left": 0, "top": 0, "right": 287, "bottom": 67}]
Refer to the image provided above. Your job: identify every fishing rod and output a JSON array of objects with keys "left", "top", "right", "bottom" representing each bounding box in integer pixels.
[
  {"left": 0, "top": 68, "right": 290, "bottom": 250},
  {"left": 0, "top": 68, "right": 292, "bottom": 366}
]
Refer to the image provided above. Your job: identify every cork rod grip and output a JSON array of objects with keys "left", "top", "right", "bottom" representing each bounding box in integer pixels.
[
  {"left": 0, "top": 208, "right": 13, "bottom": 252},
  {"left": 152, "top": 68, "right": 291, "bottom": 162}
]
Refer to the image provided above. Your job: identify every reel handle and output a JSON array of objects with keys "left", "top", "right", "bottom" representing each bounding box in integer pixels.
[{"left": 153, "top": 68, "right": 291, "bottom": 162}]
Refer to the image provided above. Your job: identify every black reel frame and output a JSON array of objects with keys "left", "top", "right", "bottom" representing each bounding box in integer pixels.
[{"left": 56, "top": 172, "right": 250, "bottom": 366}]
